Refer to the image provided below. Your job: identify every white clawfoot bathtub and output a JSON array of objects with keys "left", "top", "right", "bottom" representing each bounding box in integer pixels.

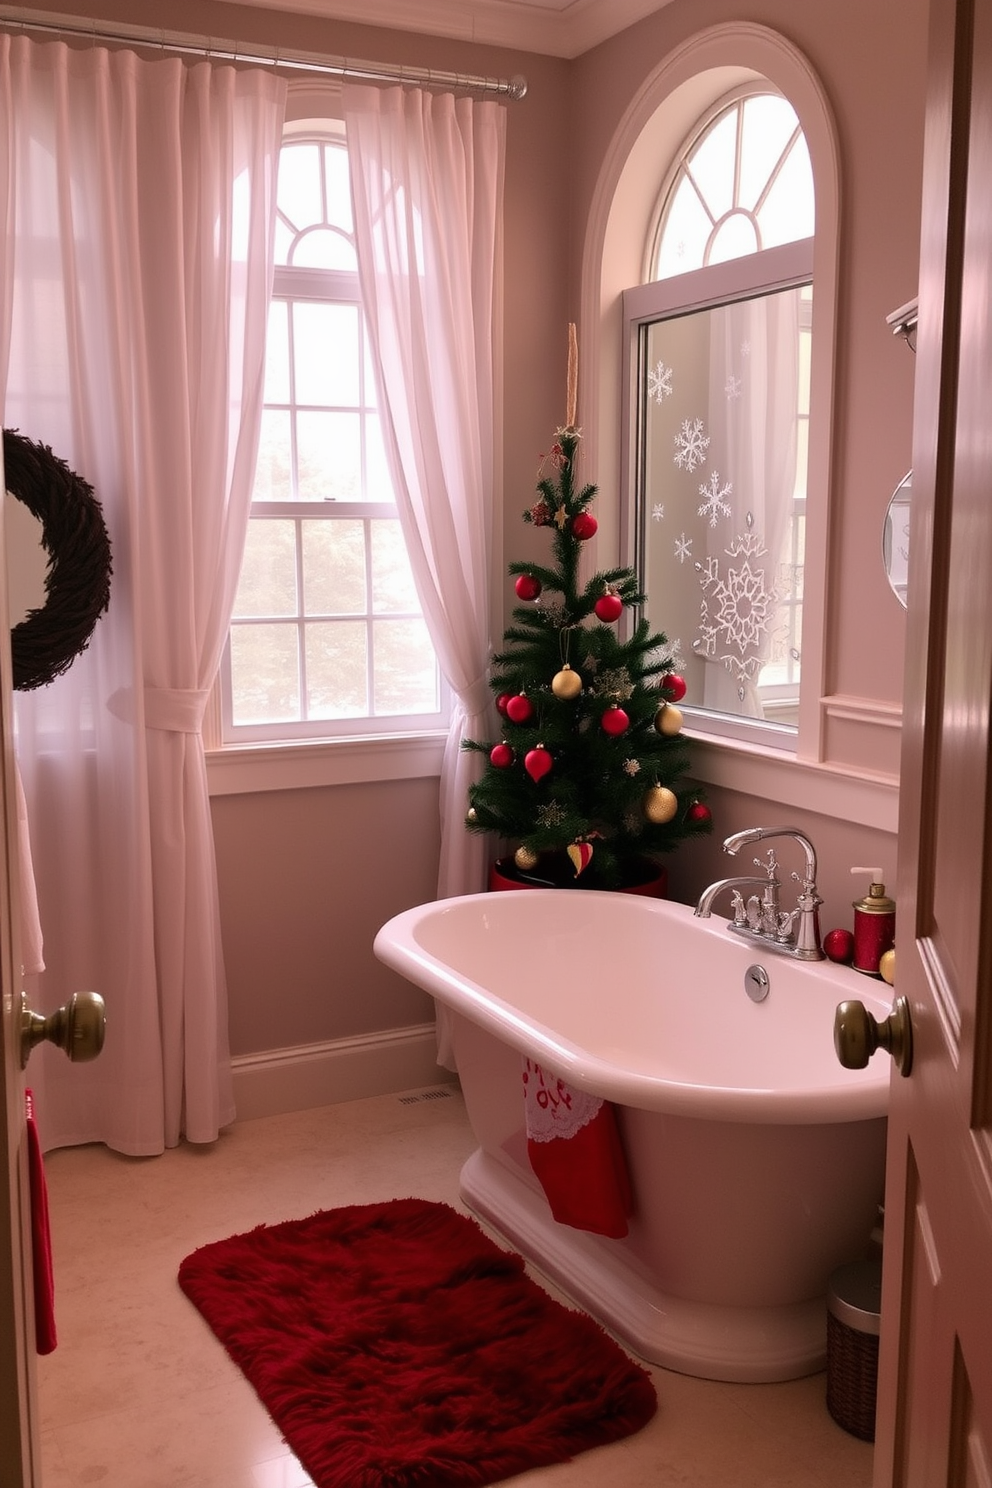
[{"left": 374, "top": 889, "right": 890, "bottom": 1382}]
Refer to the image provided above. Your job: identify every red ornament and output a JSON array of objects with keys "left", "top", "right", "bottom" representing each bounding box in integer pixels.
[
  {"left": 600, "top": 705, "right": 629, "bottom": 736},
  {"left": 571, "top": 512, "right": 598, "bottom": 541},
  {"left": 594, "top": 591, "right": 623, "bottom": 623},
  {"left": 495, "top": 693, "right": 512, "bottom": 716},
  {"left": 506, "top": 693, "right": 534, "bottom": 724},
  {"left": 686, "top": 801, "right": 712, "bottom": 825},
  {"left": 490, "top": 743, "right": 514, "bottom": 768},
  {"left": 514, "top": 573, "right": 542, "bottom": 601},
  {"left": 824, "top": 928, "right": 855, "bottom": 964},
  {"left": 661, "top": 672, "right": 687, "bottom": 702},
  {"left": 524, "top": 745, "right": 553, "bottom": 782}
]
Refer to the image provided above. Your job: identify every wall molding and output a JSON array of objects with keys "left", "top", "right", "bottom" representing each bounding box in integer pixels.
[{"left": 231, "top": 1022, "right": 458, "bottom": 1122}]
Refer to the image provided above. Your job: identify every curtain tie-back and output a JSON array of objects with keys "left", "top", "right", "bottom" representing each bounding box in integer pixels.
[{"left": 143, "top": 686, "right": 209, "bottom": 734}]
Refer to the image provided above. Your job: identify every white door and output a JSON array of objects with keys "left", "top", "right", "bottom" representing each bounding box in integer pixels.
[
  {"left": 871, "top": 0, "right": 992, "bottom": 1479},
  {"left": 0, "top": 485, "right": 41, "bottom": 1486}
]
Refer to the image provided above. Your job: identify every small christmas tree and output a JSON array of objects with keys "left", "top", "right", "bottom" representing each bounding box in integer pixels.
[{"left": 463, "top": 330, "right": 712, "bottom": 890}]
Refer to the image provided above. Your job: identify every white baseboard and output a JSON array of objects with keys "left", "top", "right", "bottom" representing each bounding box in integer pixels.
[{"left": 231, "top": 1022, "right": 458, "bottom": 1122}]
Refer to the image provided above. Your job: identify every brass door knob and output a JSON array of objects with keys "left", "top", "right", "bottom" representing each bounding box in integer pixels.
[
  {"left": 21, "top": 990, "right": 106, "bottom": 1069},
  {"left": 834, "top": 995, "right": 913, "bottom": 1077}
]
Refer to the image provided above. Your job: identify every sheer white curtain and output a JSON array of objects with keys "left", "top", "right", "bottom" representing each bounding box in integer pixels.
[
  {"left": 343, "top": 85, "right": 504, "bottom": 904},
  {"left": 0, "top": 35, "right": 286, "bottom": 1153}
]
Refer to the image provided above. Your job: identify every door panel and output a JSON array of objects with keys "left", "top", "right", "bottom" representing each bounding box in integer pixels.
[{"left": 873, "top": 0, "right": 992, "bottom": 1480}]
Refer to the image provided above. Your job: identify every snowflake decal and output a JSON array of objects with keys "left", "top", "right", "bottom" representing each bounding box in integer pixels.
[
  {"left": 674, "top": 532, "right": 693, "bottom": 565},
  {"left": 673, "top": 417, "right": 710, "bottom": 473},
  {"left": 697, "top": 471, "right": 733, "bottom": 527},
  {"left": 740, "top": 340, "right": 751, "bottom": 359},
  {"left": 694, "top": 527, "right": 780, "bottom": 692},
  {"left": 648, "top": 360, "right": 674, "bottom": 404},
  {"left": 652, "top": 503, "right": 665, "bottom": 522},
  {"left": 725, "top": 373, "right": 743, "bottom": 401}
]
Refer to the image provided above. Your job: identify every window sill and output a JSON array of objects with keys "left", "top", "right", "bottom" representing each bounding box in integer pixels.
[
  {"left": 686, "top": 731, "right": 899, "bottom": 834},
  {"left": 206, "top": 731, "right": 447, "bottom": 796}
]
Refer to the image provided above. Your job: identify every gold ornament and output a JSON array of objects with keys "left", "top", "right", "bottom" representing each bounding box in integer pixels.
[
  {"left": 514, "top": 845, "right": 539, "bottom": 871},
  {"left": 466, "top": 807, "right": 477, "bottom": 823},
  {"left": 879, "top": 948, "right": 896, "bottom": 986},
  {"left": 644, "top": 785, "right": 678, "bottom": 824},
  {"left": 551, "top": 664, "right": 582, "bottom": 699},
  {"left": 655, "top": 703, "right": 684, "bottom": 736}
]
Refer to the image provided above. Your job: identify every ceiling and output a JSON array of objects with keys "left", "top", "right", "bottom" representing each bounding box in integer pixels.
[{"left": 216, "top": 0, "right": 673, "bottom": 59}]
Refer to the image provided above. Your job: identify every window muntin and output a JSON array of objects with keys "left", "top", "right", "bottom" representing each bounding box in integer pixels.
[{"left": 222, "top": 131, "right": 446, "bottom": 743}]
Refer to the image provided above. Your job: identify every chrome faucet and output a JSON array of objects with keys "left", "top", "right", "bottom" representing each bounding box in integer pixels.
[{"left": 695, "top": 825, "right": 824, "bottom": 961}]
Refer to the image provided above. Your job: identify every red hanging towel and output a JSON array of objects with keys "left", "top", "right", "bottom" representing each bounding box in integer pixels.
[
  {"left": 25, "top": 1090, "right": 56, "bottom": 1354},
  {"left": 523, "top": 1060, "right": 632, "bottom": 1239}
]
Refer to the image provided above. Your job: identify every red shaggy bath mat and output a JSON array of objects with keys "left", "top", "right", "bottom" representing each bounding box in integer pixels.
[{"left": 178, "top": 1197, "right": 655, "bottom": 1488}]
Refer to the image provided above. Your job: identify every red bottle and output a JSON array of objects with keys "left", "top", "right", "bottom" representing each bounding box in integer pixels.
[{"left": 850, "top": 869, "right": 896, "bottom": 977}]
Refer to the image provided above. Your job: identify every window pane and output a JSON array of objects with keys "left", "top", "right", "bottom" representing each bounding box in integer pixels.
[
  {"left": 293, "top": 302, "right": 360, "bottom": 406},
  {"left": 297, "top": 410, "right": 361, "bottom": 500},
  {"left": 293, "top": 226, "right": 357, "bottom": 271},
  {"left": 372, "top": 520, "right": 419, "bottom": 613},
  {"left": 323, "top": 143, "right": 353, "bottom": 231},
  {"left": 253, "top": 410, "right": 292, "bottom": 501},
  {"left": 709, "top": 213, "right": 759, "bottom": 264},
  {"left": 757, "top": 135, "right": 815, "bottom": 247},
  {"left": 263, "top": 300, "right": 290, "bottom": 404},
  {"left": 231, "top": 624, "right": 301, "bottom": 724},
  {"left": 306, "top": 620, "right": 369, "bottom": 717},
  {"left": 277, "top": 143, "right": 321, "bottom": 236},
  {"left": 687, "top": 106, "right": 738, "bottom": 222},
  {"left": 365, "top": 414, "right": 394, "bottom": 500},
  {"left": 655, "top": 174, "right": 713, "bottom": 278},
  {"left": 234, "top": 519, "right": 298, "bottom": 618},
  {"left": 373, "top": 619, "right": 439, "bottom": 714},
  {"left": 738, "top": 95, "right": 800, "bottom": 210},
  {"left": 302, "top": 519, "right": 367, "bottom": 614}
]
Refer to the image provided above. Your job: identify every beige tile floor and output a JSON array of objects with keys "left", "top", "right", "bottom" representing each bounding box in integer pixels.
[{"left": 37, "top": 1087, "right": 874, "bottom": 1487}]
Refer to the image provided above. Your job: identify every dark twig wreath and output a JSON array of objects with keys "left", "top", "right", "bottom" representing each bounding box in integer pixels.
[{"left": 3, "top": 429, "right": 112, "bottom": 691}]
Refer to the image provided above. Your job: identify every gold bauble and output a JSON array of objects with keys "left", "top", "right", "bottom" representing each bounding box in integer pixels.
[
  {"left": 655, "top": 703, "right": 684, "bottom": 736},
  {"left": 466, "top": 807, "right": 477, "bottom": 823},
  {"left": 551, "top": 664, "right": 582, "bottom": 700},
  {"left": 644, "top": 785, "right": 678, "bottom": 824},
  {"left": 879, "top": 948, "right": 896, "bottom": 986},
  {"left": 514, "top": 845, "right": 540, "bottom": 871}
]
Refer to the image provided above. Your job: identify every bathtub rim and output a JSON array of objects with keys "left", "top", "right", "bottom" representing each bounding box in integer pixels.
[{"left": 374, "top": 889, "right": 892, "bottom": 1125}]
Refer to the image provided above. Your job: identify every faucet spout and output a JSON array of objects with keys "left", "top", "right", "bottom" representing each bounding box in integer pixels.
[{"left": 723, "top": 824, "right": 817, "bottom": 887}]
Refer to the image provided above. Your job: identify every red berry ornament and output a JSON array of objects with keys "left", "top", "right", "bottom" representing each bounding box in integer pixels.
[
  {"left": 514, "top": 573, "right": 542, "bottom": 601},
  {"left": 661, "top": 672, "right": 687, "bottom": 702},
  {"left": 594, "top": 591, "right": 623, "bottom": 623},
  {"left": 824, "top": 928, "right": 855, "bottom": 964},
  {"left": 495, "top": 693, "right": 512, "bottom": 716},
  {"left": 490, "top": 743, "right": 514, "bottom": 768},
  {"left": 524, "top": 745, "right": 553, "bottom": 782},
  {"left": 505, "top": 693, "right": 534, "bottom": 724},
  {"left": 600, "top": 705, "right": 630, "bottom": 736},
  {"left": 571, "top": 512, "right": 598, "bottom": 541},
  {"left": 686, "top": 801, "right": 712, "bottom": 825}
]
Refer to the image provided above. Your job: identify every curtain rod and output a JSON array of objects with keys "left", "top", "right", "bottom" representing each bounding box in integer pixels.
[{"left": 0, "top": 8, "right": 528, "bottom": 99}]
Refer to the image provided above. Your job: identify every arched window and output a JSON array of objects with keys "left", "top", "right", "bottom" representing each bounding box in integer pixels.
[
  {"left": 623, "top": 86, "right": 815, "bottom": 744},
  {"left": 222, "top": 122, "right": 446, "bottom": 742}
]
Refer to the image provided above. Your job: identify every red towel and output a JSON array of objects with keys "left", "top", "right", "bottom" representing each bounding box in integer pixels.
[
  {"left": 522, "top": 1060, "right": 632, "bottom": 1239},
  {"left": 25, "top": 1090, "right": 56, "bottom": 1354}
]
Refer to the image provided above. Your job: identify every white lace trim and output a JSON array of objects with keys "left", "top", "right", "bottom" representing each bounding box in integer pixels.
[{"left": 522, "top": 1058, "right": 604, "bottom": 1144}]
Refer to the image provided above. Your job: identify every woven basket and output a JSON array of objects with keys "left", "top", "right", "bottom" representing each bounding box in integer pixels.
[{"left": 826, "top": 1310, "right": 879, "bottom": 1440}]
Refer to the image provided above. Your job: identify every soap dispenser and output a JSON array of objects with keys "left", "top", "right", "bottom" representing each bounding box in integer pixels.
[{"left": 850, "top": 868, "right": 896, "bottom": 977}]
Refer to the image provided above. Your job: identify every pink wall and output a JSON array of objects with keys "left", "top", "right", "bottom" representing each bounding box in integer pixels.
[{"left": 15, "top": 0, "right": 930, "bottom": 1055}]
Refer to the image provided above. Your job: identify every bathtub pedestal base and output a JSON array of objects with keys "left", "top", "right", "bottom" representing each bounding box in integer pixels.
[{"left": 460, "top": 1148, "right": 828, "bottom": 1384}]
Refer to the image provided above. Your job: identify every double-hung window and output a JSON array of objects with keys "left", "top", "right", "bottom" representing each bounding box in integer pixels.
[{"left": 221, "top": 123, "right": 445, "bottom": 744}]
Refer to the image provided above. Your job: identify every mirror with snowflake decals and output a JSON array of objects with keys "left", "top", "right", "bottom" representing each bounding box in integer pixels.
[{"left": 622, "top": 238, "right": 813, "bottom": 747}]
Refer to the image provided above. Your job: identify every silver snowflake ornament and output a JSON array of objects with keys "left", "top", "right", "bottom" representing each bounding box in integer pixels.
[{"left": 673, "top": 417, "right": 710, "bottom": 473}]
